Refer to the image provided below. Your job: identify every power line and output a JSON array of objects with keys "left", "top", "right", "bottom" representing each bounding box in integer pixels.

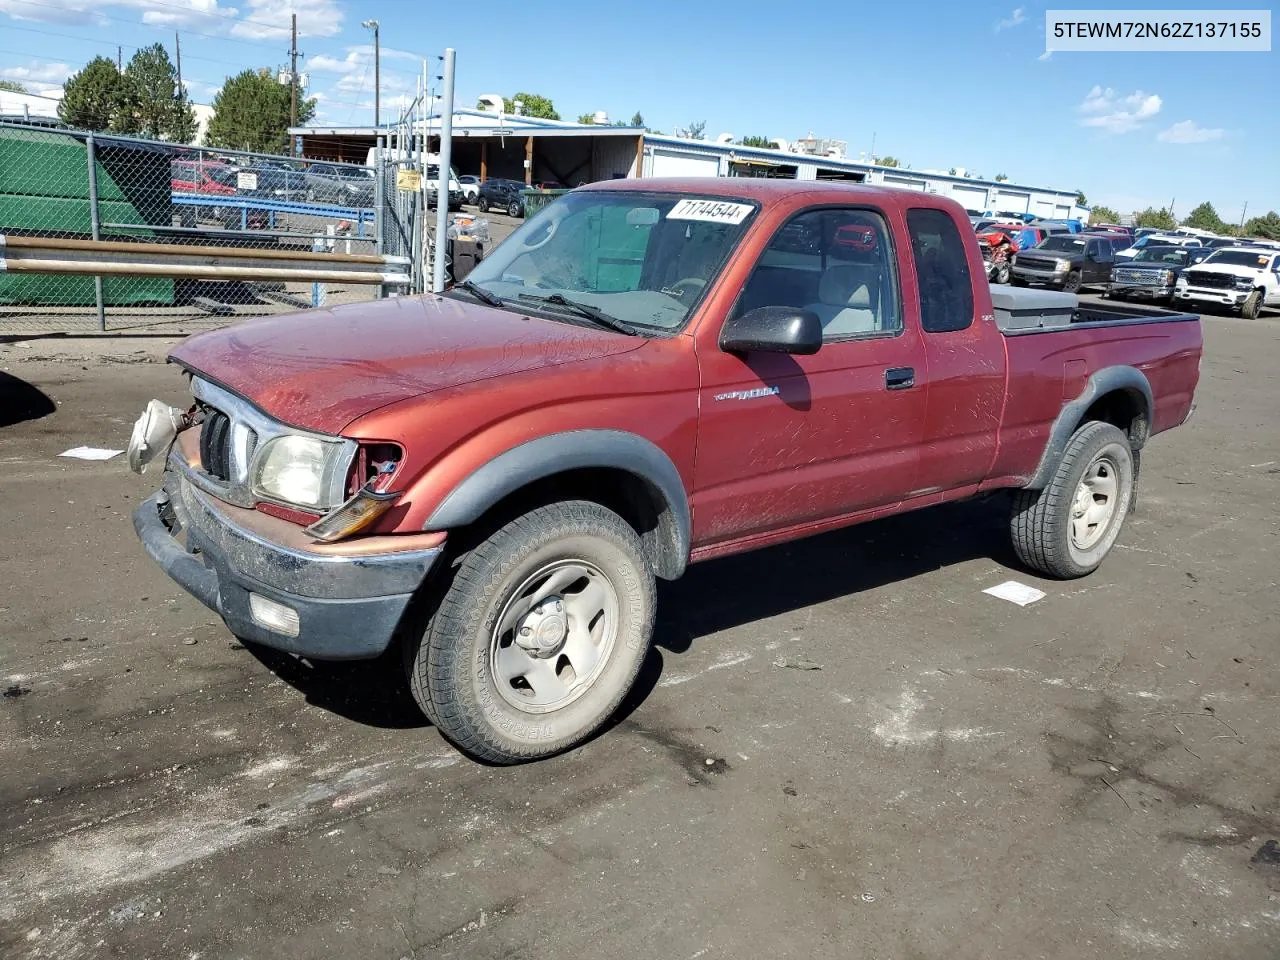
[
  {"left": 1, "top": 0, "right": 428, "bottom": 76},
  {"left": 1, "top": 20, "right": 427, "bottom": 81}
]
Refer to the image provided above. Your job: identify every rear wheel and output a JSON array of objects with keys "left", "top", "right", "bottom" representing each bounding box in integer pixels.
[
  {"left": 1010, "top": 421, "right": 1135, "bottom": 579},
  {"left": 405, "top": 501, "right": 655, "bottom": 763},
  {"left": 1241, "top": 290, "right": 1263, "bottom": 319}
]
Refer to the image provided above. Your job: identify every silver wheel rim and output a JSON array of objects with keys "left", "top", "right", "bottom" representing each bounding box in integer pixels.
[
  {"left": 489, "top": 559, "right": 619, "bottom": 714},
  {"left": 1070, "top": 453, "right": 1120, "bottom": 551}
]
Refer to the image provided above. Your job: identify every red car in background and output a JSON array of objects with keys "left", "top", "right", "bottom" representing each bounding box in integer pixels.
[
  {"left": 977, "top": 224, "right": 1045, "bottom": 283},
  {"left": 170, "top": 160, "right": 267, "bottom": 231}
]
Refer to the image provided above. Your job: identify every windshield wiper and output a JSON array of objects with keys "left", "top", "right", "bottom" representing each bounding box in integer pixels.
[
  {"left": 451, "top": 279, "right": 504, "bottom": 308},
  {"left": 516, "top": 293, "right": 641, "bottom": 336}
]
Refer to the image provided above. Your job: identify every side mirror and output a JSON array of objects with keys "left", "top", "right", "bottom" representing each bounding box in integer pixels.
[{"left": 720, "top": 306, "right": 822, "bottom": 356}]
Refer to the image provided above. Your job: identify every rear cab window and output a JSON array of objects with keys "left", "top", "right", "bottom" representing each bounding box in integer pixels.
[{"left": 905, "top": 208, "right": 974, "bottom": 333}]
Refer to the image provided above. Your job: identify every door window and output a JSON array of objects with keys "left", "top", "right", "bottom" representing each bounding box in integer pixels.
[
  {"left": 906, "top": 208, "right": 975, "bottom": 333},
  {"left": 736, "top": 207, "right": 901, "bottom": 340}
]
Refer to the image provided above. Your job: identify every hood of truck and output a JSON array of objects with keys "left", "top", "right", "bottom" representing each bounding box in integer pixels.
[
  {"left": 169, "top": 295, "right": 646, "bottom": 435},
  {"left": 1184, "top": 262, "right": 1264, "bottom": 277}
]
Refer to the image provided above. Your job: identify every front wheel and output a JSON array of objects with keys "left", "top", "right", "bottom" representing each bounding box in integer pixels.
[
  {"left": 1241, "top": 290, "right": 1263, "bottom": 319},
  {"left": 1010, "top": 421, "right": 1135, "bottom": 579},
  {"left": 1062, "top": 270, "right": 1083, "bottom": 293},
  {"left": 477, "top": 197, "right": 489, "bottom": 213},
  {"left": 508, "top": 200, "right": 522, "bottom": 218},
  {"left": 994, "top": 262, "right": 1011, "bottom": 284},
  {"left": 406, "top": 501, "right": 656, "bottom": 763}
]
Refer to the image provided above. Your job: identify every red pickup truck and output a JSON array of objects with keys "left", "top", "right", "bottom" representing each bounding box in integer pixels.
[{"left": 130, "top": 179, "right": 1201, "bottom": 763}]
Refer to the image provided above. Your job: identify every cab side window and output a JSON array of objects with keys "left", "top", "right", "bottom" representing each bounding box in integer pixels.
[
  {"left": 736, "top": 207, "right": 901, "bottom": 340},
  {"left": 906, "top": 208, "right": 975, "bottom": 333}
]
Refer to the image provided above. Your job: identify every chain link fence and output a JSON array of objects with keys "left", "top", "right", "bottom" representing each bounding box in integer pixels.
[{"left": 0, "top": 120, "right": 427, "bottom": 336}]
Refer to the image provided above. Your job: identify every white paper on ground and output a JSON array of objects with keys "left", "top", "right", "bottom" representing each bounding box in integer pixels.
[
  {"left": 983, "top": 580, "right": 1047, "bottom": 607},
  {"left": 59, "top": 446, "right": 124, "bottom": 461}
]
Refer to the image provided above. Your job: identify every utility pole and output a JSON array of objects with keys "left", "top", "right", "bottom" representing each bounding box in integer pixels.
[
  {"left": 174, "top": 32, "right": 182, "bottom": 97},
  {"left": 1239, "top": 201, "right": 1248, "bottom": 230},
  {"left": 362, "top": 20, "right": 381, "bottom": 128},
  {"left": 289, "top": 13, "right": 299, "bottom": 128}
]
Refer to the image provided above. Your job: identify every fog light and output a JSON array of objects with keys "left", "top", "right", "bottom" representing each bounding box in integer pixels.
[{"left": 249, "top": 593, "right": 300, "bottom": 637}]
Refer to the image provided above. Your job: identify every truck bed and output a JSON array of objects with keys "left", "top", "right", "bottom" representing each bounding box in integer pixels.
[
  {"left": 983, "top": 288, "right": 1202, "bottom": 488},
  {"left": 989, "top": 286, "right": 1200, "bottom": 334}
]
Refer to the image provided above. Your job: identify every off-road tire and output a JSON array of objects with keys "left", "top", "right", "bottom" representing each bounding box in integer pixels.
[
  {"left": 1010, "top": 421, "right": 1135, "bottom": 579},
  {"left": 406, "top": 501, "right": 655, "bottom": 764},
  {"left": 1241, "top": 290, "right": 1263, "bottom": 320}
]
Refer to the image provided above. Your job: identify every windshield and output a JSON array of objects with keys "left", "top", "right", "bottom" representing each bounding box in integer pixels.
[
  {"left": 1206, "top": 250, "right": 1275, "bottom": 268},
  {"left": 1132, "top": 247, "right": 1188, "bottom": 265},
  {"left": 1036, "top": 236, "right": 1086, "bottom": 253},
  {"left": 461, "top": 191, "right": 758, "bottom": 332}
]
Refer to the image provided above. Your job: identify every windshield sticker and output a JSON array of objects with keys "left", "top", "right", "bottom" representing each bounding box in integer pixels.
[{"left": 667, "top": 199, "right": 753, "bottom": 224}]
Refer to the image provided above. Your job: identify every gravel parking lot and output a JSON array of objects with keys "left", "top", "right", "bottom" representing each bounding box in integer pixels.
[{"left": 1, "top": 300, "right": 1277, "bottom": 959}]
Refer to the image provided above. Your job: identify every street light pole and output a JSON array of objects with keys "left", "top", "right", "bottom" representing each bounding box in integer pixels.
[{"left": 362, "top": 19, "right": 381, "bottom": 128}]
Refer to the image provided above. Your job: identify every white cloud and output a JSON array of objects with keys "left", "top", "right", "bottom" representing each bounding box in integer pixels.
[
  {"left": 1037, "top": 50, "right": 1052, "bottom": 61},
  {"left": 230, "top": 0, "right": 342, "bottom": 39},
  {"left": 1078, "top": 85, "right": 1162, "bottom": 133},
  {"left": 995, "top": 7, "right": 1026, "bottom": 31},
  {"left": 1157, "top": 120, "right": 1226, "bottom": 144},
  {"left": 0, "top": 0, "right": 344, "bottom": 39},
  {"left": 1, "top": 60, "right": 73, "bottom": 84},
  {"left": 307, "top": 45, "right": 421, "bottom": 102}
]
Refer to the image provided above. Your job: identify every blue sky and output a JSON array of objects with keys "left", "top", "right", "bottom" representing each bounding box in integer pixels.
[{"left": 1, "top": 0, "right": 1275, "bottom": 217}]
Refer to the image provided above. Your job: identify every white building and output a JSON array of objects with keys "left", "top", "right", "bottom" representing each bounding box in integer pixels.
[{"left": 641, "top": 136, "right": 1085, "bottom": 219}]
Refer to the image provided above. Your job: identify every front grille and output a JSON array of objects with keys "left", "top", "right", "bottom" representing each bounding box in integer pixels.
[
  {"left": 1016, "top": 257, "right": 1058, "bottom": 271},
  {"left": 199, "top": 408, "right": 232, "bottom": 480},
  {"left": 1184, "top": 270, "right": 1235, "bottom": 290},
  {"left": 1114, "top": 269, "right": 1163, "bottom": 285}
]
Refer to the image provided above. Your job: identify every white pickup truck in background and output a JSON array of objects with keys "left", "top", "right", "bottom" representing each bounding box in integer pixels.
[{"left": 1174, "top": 247, "right": 1280, "bottom": 319}]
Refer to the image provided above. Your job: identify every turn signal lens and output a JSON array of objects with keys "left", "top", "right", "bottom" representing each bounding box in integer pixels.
[{"left": 303, "top": 481, "right": 400, "bottom": 542}]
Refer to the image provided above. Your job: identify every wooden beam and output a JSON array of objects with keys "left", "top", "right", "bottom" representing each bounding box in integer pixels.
[
  {"left": 634, "top": 135, "right": 644, "bottom": 178},
  {"left": 525, "top": 136, "right": 533, "bottom": 185},
  {"left": 480, "top": 140, "right": 488, "bottom": 181}
]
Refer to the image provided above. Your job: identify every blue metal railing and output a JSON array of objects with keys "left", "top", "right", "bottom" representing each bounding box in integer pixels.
[{"left": 170, "top": 192, "right": 376, "bottom": 237}]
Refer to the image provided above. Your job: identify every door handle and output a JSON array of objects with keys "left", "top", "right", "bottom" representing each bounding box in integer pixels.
[{"left": 885, "top": 366, "right": 916, "bottom": 390}]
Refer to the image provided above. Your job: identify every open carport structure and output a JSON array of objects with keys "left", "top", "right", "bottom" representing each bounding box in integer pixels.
[{"left": 292, "top": 110, "right": 645, "bottom": 188}]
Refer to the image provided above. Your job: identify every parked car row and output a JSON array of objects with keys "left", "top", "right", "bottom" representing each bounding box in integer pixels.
[{"left": 968, "top": 212, "right": 1278, "bottom": 316}]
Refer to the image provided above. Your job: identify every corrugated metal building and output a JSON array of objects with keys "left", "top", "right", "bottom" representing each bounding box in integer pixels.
[
  {"left": 641, "top": 136, "right": 1085, "bottom": 219},
  {"left": 291, "top": 112, "right": 1083, "bottom": 217}
]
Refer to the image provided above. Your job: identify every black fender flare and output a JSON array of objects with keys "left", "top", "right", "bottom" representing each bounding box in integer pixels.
[
  {"left": 425, "top": 429, "right": 691, "bottom": 579},
  {"left": 1025, "top": 365, "right": 1153, "bottom": 490}
]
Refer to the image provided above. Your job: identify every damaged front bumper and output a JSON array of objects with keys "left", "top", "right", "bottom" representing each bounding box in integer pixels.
[{"left": 133, "top": 461, "right": 443, "bottom": 659}]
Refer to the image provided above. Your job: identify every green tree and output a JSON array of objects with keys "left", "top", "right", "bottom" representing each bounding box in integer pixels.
[
  {"left": 679, "top": 120, "right": 706, "bottom": 140},
  {"left": 1243, "top": 211, "right": 1280, "bottom": 241},
  {"left": 1135, "top": 206, "right": 1177, "bottom": 230},
  {"left": 1075, "top": 188, "right": 1087, "bottom": 208},
  {"left": 206, "top": 68, "right": 315, "bottom": 153},
  {"left": 1089, "top": 205, "right": 1121, "bottom": 225},
  {"left": 630, "top": 111, "right": 644, "bottom": 127},
  {"left": 504, "top": 93, "right": 559, "bottom": 120},
  {"left": 994, "top": 173, "right": 1009, "bottom": 182},
  {"left": 1182, "top": 202, "right": 1225, "bottom": 233},
  {"left": 874, "top": 155, "right": 901, "bottom": 167},
  {"left": 58, "top": 56, "right": 123, "bottom": 131},
  {"left": 739, "top": 135, "right": 778, "bottom": 149},
  {"left": 114, "top": 43, "right": 195, "bottom": 141},
  {"left": 0, "top": 79, "right": 28, "bottom": 93},
  {"left": 576, "top": 113, "right": 596, "bottom": 125}
]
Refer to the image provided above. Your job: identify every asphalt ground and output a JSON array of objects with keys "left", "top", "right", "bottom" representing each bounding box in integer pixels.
[{"left": 1, "top": 298, "right": 1277, "bottom": 959}]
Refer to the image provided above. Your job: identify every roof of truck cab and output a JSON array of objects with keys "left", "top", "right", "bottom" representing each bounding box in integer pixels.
[{"left": 579, "top": 177, "right": 953, "bottom": 208}]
